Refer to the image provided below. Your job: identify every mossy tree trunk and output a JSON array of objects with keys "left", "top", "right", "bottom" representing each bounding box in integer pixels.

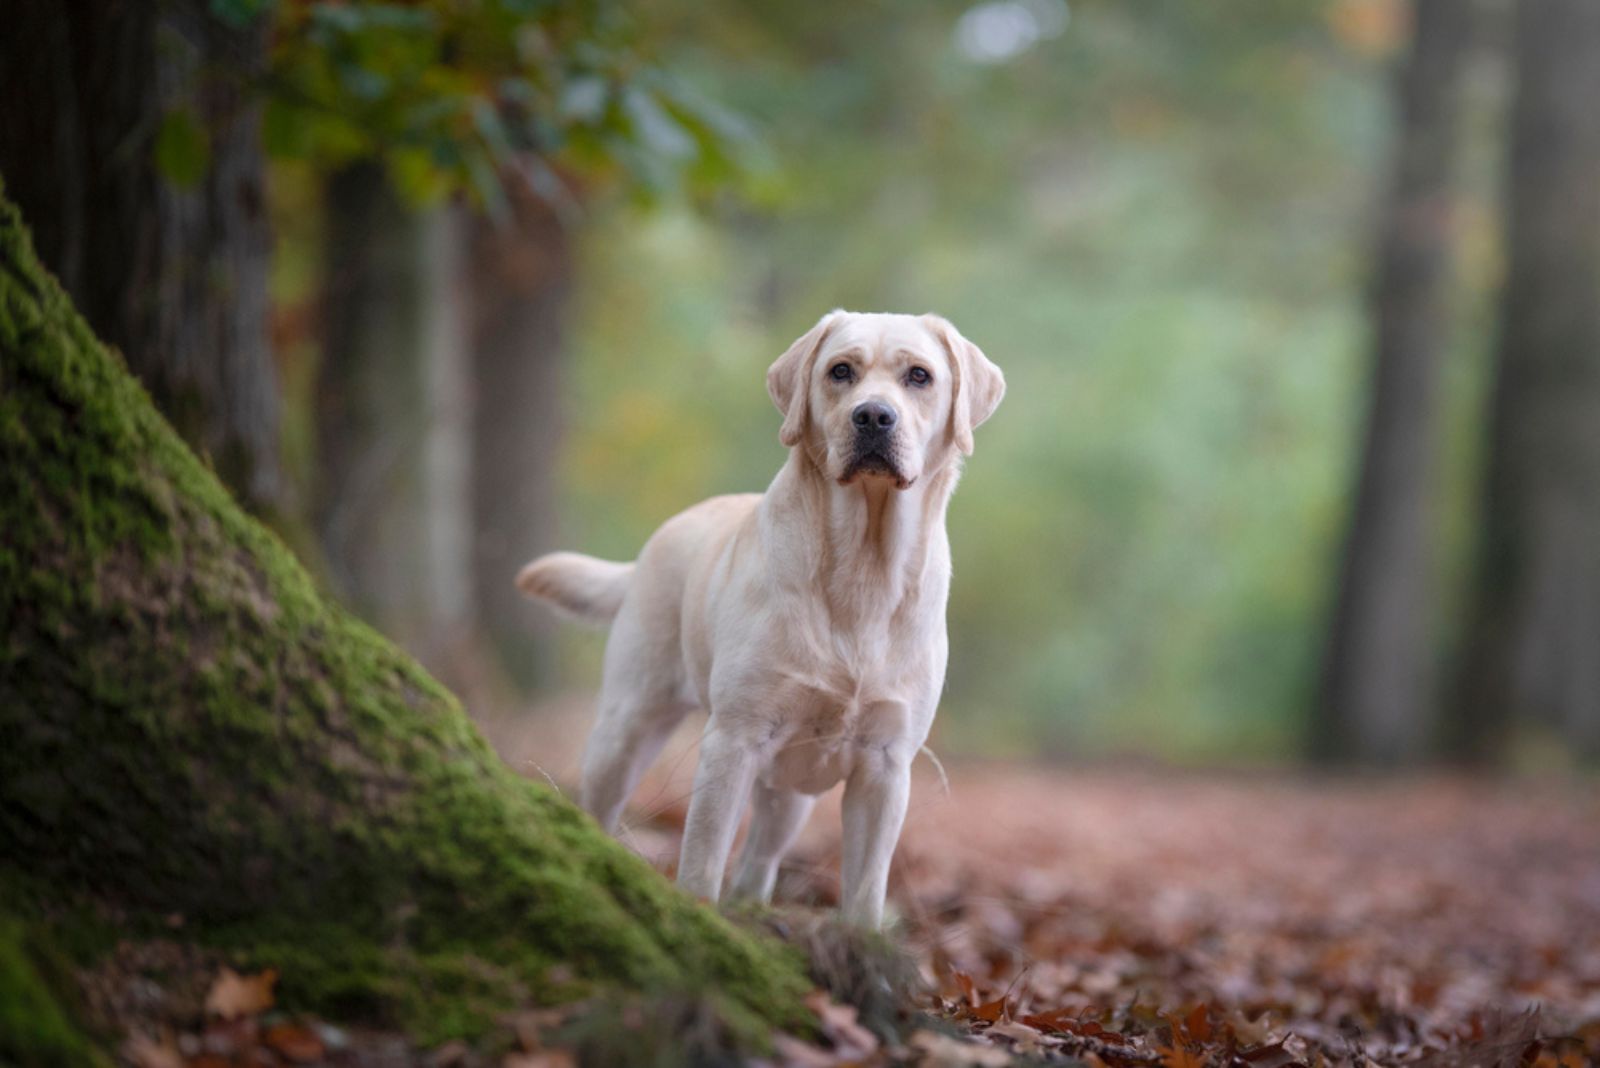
[{"left": 0, "top": 185, "right": 807, "bottom": 1046}]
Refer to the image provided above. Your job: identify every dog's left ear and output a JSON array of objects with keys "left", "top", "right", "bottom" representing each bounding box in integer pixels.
[
  {"left": 768, "top": 310, "right": 842, "bottom": 447},
  {"left": 926, "top": 315, "right": 1005, "bottom": 455}
]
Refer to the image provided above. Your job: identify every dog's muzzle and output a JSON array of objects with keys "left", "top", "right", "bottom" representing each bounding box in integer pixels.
[{"left": 842, "top": 403, "right": 911, "bottom": 487}]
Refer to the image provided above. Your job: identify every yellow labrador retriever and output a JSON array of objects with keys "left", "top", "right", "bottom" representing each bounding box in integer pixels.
[{"left": 517, "top": 310, "right": 1004, "bottom": 927}]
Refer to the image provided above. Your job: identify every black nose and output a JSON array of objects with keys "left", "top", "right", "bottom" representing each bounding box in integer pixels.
[{"left": 852, "top": 401, "right": 898, "bottom": 432}]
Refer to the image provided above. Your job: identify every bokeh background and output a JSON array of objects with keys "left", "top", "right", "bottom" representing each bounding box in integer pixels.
[
  {"left": 7, "top": 0, "right": 1596, "bottom": 769},
  {"left": 556, "top": 0, "right": 1411, "bottom": 762}
]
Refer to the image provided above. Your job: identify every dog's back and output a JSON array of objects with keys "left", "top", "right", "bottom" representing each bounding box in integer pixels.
[{"left": 517, "top": 492, "right": 762, "bottom": 668}]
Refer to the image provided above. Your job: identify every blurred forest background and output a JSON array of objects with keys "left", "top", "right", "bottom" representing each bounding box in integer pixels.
[{"left": 5, "top": 0, "right": 1597, "bottom": 769}]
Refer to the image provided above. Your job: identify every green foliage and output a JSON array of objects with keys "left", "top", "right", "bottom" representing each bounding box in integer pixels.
[
  {"left": 0, "top": 914, "right": 107, "bottom": 1068},
  {"left": 153, "top": 108, "right": 211, "bottom": 189},
  {"left": 250, "top": 0, "right": 758, "bottom": 212}
]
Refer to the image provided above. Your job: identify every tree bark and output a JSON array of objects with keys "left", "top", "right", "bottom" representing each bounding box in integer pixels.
[
  {"left": 469, "top": 188, "right": 572, "bottom": 691},
  {"left": 1312, "top": 0, "right": 1480, "bottom": 765},
  {"left": 1453, "top": 0, "right": 1600, "bottom": 762},
  {"left": 0, "top": 1, "right": 281, "bottom": 515},
  {"left": 0, "top": 188, "right": 806, "bottom": 1044},
  {"left": 316, "top": 164, "right": 476, "bottom": 677}
]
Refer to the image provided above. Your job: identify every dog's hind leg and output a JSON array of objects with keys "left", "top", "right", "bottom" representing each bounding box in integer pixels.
[
  {"left": 577, "top": 563, "right": 691, "bottom": 834},
  {"left": 676, "top": 725, "right": 759, "bottom": 903},
  {"left": 728, "top": 784, "right": 815, "bottom": 904},
  {"left": 579, "top": 691, "right": 688, "bottom": 834}
]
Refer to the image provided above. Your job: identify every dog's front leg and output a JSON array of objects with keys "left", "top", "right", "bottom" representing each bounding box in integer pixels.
[
  {"left": 677, "top": 726, "right": 758, "bottom": 903},
  {"left": 839, "top": 750, "right": 911, "bottom": 928}
]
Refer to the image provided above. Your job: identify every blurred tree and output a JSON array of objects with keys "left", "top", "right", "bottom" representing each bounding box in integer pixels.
[
  {"left": 563, "top": 0, "right": 1392, "bottom": 757},
  {"left": 264, "top": 0, "right": 750, "bottom": 687},
  {"left": 316, "top": 162, "right": 475, "bottom": 674},
  {"left": 468, "top": 188, "right": 572, "bottom": 691},
  {"left": 1312, "top": 0, "right": 1482, "bottom": 765},
  {"left": 1454, "top": 0, "right": 1600, "bottom": 762},
  {"left": 4, "top": 0, "right": 750, "bottom": 685},
  {"left": 0, "top": 1, "right": 281, "bottom": 514},
  {"left": 315, "top": 164, "right": 565, "bottom": 693}
]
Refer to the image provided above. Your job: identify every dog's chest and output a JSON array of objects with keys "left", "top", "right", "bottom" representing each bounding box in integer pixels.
[{"left": 759, "top": 657, "right": 921, "bottom": 795}]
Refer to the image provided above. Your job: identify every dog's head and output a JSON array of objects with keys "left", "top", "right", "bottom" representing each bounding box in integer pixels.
[{"left": 766, "top": 310, "right": 1005, "bottom": 488}]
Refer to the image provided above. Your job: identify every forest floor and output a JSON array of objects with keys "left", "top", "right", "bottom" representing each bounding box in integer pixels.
[
  {"left": 113, "top": 703, "right": 1600, "bottom": 1068},
  {"left": 483, "top": 702, "right": 1600, "bottom": 1068}
]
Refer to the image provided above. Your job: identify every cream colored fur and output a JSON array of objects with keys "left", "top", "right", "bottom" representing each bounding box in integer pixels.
[{"left": 516, "top": 310, "right": 1004, "bottom": 927}]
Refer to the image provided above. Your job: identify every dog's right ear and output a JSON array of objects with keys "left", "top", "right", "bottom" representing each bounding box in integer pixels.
[{"left": 767, "top": 310, "right": 842, "bottom": 447}]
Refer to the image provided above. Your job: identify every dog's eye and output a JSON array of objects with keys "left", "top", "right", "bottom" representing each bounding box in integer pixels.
[
  {"left": 907, "top": 366, "right": 932, "bottom": 387},
  {"left": 828, "top": 363, "right": 854, "bottom": 383}
]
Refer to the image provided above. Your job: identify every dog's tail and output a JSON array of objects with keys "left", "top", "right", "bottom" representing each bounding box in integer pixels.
[{"left": 515, "top": 552, "right": 634, "bottom": 628}]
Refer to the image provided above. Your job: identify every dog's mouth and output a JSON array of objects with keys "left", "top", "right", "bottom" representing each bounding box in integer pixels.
[{"left": 839, "top": 450, "right": 914, "bottom": 490}]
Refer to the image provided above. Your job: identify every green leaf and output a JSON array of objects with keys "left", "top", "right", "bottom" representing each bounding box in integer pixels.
[
  {"left": 653, "top": 76, "right": 757, "bottom": 149},
  {"left": 496, "top": 0, "right": 553, "bottom": 16},
  {"left": 259, "top": 0, "right": 757, "bottom": 205},
  {"left": 621, "top": 87, "right": 696, "bottom": 161},
  {"left": 262, "top": 99, "right": 311, "bottom": 159},
  {"left": 559, "top": 76, "right": 610, "bottom": 124},
  {"left": 336, "top": 63, "right": 391, "bottom": 102},
  {"left": 465, "top": 149, "right": 511, "bottom": 223},
  {"left": 470, "top": 100, "right": 514, "bottom": 160},
  {"left": 153, "top": 109, "right": 210, "bottom": 189},
  {"left": 208, "top": 0, "right": 273, "bottom": 28},
  {"left": 309, "top": 4, "right": 436, "bottom": 36}
]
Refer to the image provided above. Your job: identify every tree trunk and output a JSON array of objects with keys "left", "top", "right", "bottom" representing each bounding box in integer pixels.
[
  {"left": 1453, "top": 0, "right": 1600, "bottom": 762},
  {"left": 0, "top": 1, "right": 281, "bottom": 515},
  {"left": 0, "top": 188, "right": 806, "bottom": 1046},
  {"left": 469, "top": 189, "right": 572, "bottom": 691},
  {"left": 316, "top": 164, "right": 476, "bottom": 678},
  {"left": 1311, "top": 0, "right": 1480, "bottom": 765}
]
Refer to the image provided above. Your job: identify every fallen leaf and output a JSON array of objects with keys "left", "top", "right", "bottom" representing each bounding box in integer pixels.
[
  {"left": 122, "top": 1032, "right": 183, "bottom": 1068},
  {"left": 908, "top": 1029, "right": 1012, "bottom": 1067},
  {"left": 768, "top": 1033, "right": 840, "bottom": 1068},
  {"left": 988, "top": 1018, "right": 1049, "bottom": 1053},
  {"left": 1052, "top": 1017, "right": 1129, "bottom": 1046},
  {"left": 507, "top": 1006, "right": 576, "bottom": 1052},
  {"left": 186, "top": 1056, "right": 232, "bottom": 1068},
  {"left": 197, "top": 1016, "right": 257, "bottom": 1058},
  {"left": 503, "top": 1052, "right": 577, "bottom": 1068},
  {"left": 431, "top": 1038, "right": 472, "bottom": 1067},
  {"left": 1239, "top": 1042, "right": 1303, "bottom": 1068},
  {"left": 203, "top": 967, "right": 277, "bottom": 1020},
  {"left": 1158, "top": 1041, "right": 1205, "bottom": 1068},
  {"left": 968, "top": 995, "right": 1009, "bottom": 1024},
  {"left": 1021, "top": 1006, "right": 1091, "bottom": 1032},
  {"left": 263, "top": 1022, "right": 325, "bottom": 1063},
  {"left": 804, "top": 990, "right": 879, "bottom": 1057}
]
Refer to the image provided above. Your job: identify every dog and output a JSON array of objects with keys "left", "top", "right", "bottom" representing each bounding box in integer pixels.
[{"left": 516, "top": 310, "right": 1004, "bottom": 927}]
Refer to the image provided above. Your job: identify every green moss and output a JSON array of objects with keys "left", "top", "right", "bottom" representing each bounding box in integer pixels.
[
  {"left": 0, "top": 179, "right": 811, "bottom": 1046},
  {"left": 0, "top": 916, "right": 108, "bottom": 1068},
  {"left": 739, "top": 907, "right": 923, "bottom": 1042},
  {"left": 553, "top": 989, "right": 782, "bottom": 1068}
]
